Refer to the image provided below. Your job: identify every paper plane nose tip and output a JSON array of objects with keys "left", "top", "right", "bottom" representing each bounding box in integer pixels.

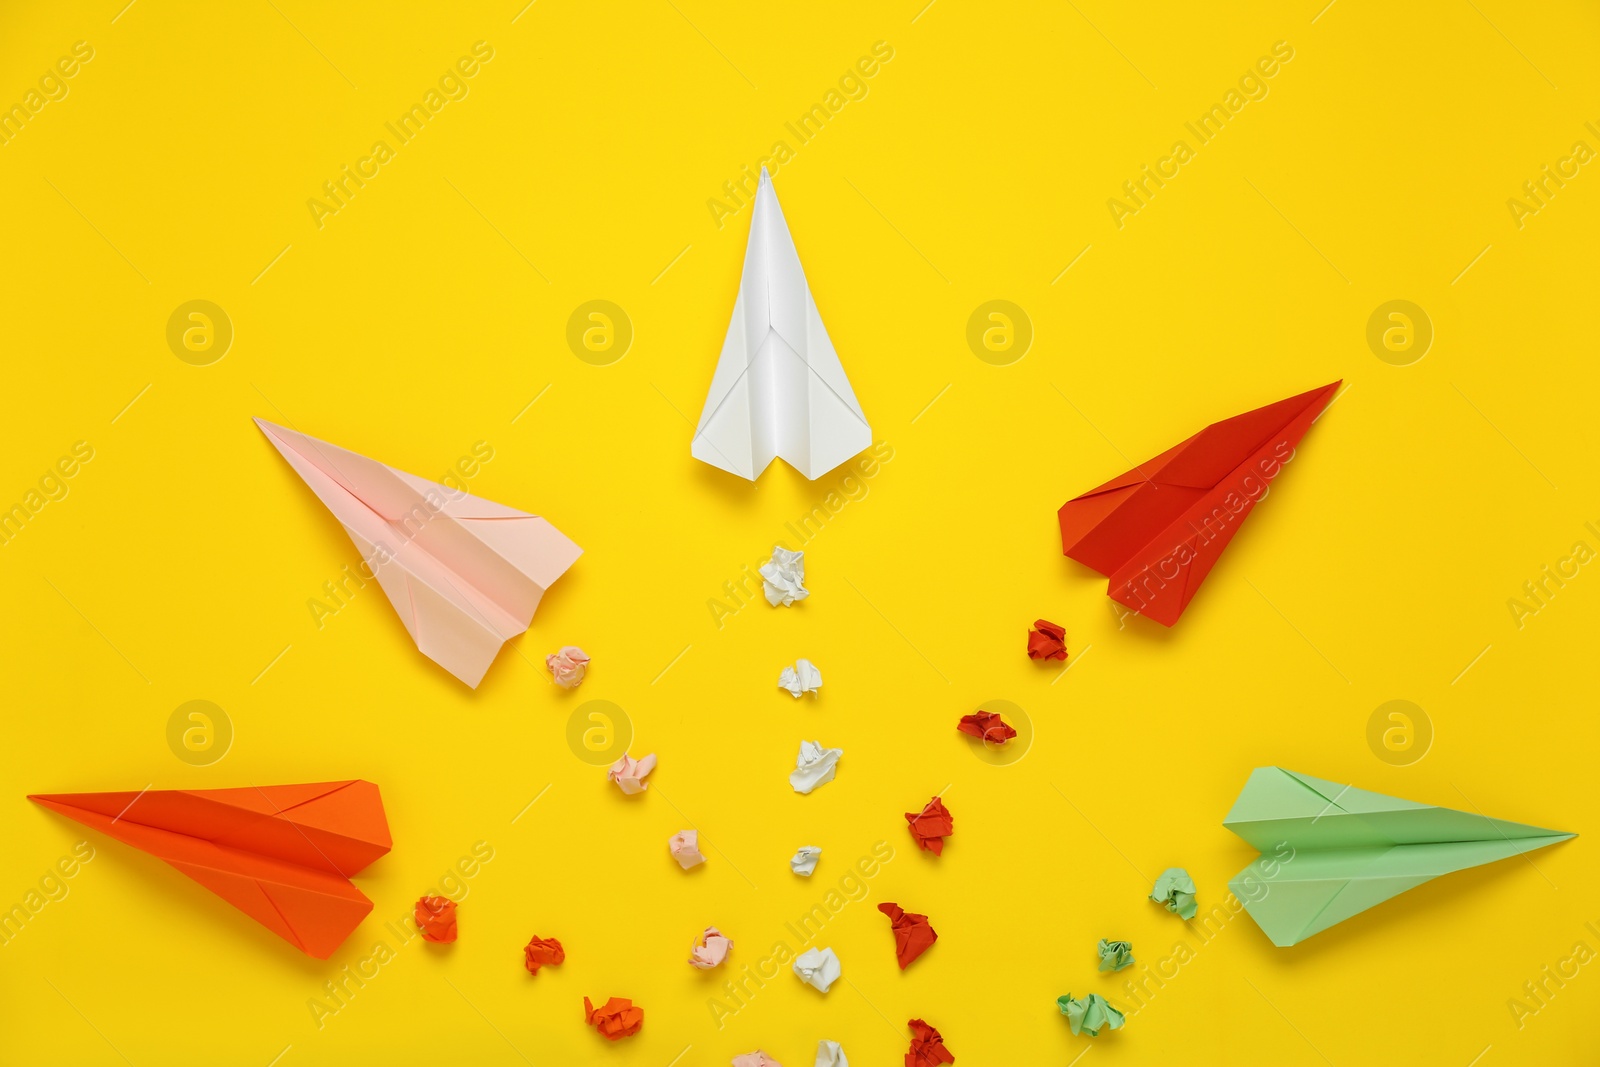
[{"left": 760, "top": 166, "right": 772, "bottom": 183}]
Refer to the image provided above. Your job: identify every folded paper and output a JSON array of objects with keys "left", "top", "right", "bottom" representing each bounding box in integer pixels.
[
  {"left": 878, "top": 902, "right": 937, "bottom": 968},
  {"left": 1224, "top": 766, "right": 1575, "bottom": 947},
  {"left": 256, "top": 418, "right": 581, "bottom": 686},
  {"left": 1058, "top": 382, "right": 1339, "bottom": 626},
  {"left": 584, "top": 996, "right": 643, "bottom": 1040},
  {"left": 28, "top": 781, "right": 390, "bottom": 958},
  {"left": 779, "top": 658, "right": 823, "bottom": 697},
  {"left": 790, "top": 741, "right": 842, "bottom": 794},
  {"left": 1096, "top": 939, "right": 1134, "bottom": 972},
  {"left": 1150, "top": 868, "right": 1197, "bottom": 919},
  {"left": 815, "top": 1040, "right": 848, "bottom": 1067},
  {"left": 906, "top": 1019, "right": 954, "bottom": 1066},
  {"left": 761, "top": 546, "right": 809, "bottom": 606},
  {"left": 790, "top": 845, "right": 822, "bottom": 876},
  {"left": 956, "top": 711, "right": 1015, "bottom": 744},
  {"left": 524, "top": 935, "right": 564, "bottom": 975},
  {"left": 1058, "top": 993, "right": 1124, "bottom": 1037},
  {"left": 692, "top": 168, "right": 870, "bottom": 480},
  {"left": 1027, "top": 619, "right": 1067, "bottom": 661},
  {"left": 609, "top": 753, "right": 657, "bottom": 795},
  {"left": 414, "top": 895, "right": 457, "bottom": 943},
  {"left": 793, "top": 946, "right": 841, "bottom": 992},
  {"left": 546, "top": 646, "right": 590, "bottom": 688},
  {"left": 906, "top": 796, "right": 953, "bottom": 855},
  {"left": 670, "top": 830, "right": 706, "bottom": 869},
  {"left": 691, "top": 926, "right": 733, "bottom": 969}
]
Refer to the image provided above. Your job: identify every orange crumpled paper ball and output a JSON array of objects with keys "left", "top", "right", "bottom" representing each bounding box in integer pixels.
[
  {"left": 414, "top": 895, "right": 458, "bottom": 943},
  {"left": 584, "top": 996, "right": 643, "bottom": 1040},
  {"left": 524, "top": 935, "right": 565, "bottom": 975}
]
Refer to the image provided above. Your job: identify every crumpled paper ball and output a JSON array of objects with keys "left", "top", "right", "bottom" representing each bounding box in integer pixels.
[
  {"left": 761, "top": 546, "right": 809, "bottom": 606},
  {"left": 524, "top": 935, "right": 565, "bottom": 975},
  {"left": 690, "top": 926, "right": 733, "bottom": 969},
  {"left": 414, "top": 895, "right": 457, "bottom": 943},
  {"left": 546, "top": 646, "right": 590, "bottom": 688},
  {"left": 583, "top": 996, "right": 643, "bottom": 1040}
]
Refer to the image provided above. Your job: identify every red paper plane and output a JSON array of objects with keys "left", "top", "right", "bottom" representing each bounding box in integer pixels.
[
  {"left": 879, "top": 902, "right": 938, "bottom": 968},
  {"left": 1058, "top": 382, "right": 1339, "bottom": 626},
  {"left": 28, "top": 781, "right": 390, "bottom": 958}
]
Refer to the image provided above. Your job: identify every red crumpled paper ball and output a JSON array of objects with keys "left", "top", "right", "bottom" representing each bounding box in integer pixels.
[
  {"left": 414, "top": 895, "right": 457, "bottom": 943},
  {"left": 905, "top": 796, "right": 954, "bottom": 855},
  {"left": 1027, "top": 619, "right": 1068, "bottom": 661},
  {"left": 879, "top": 902, "right": 938, "bottom": 969},
  {"left": 907, "top": 1018, "right": 955, "bottom": 1065},
  {"left": 956, "top": 711, "right": 1017, "bottom": 745},
  {"left": 584, "top": 996, "right": 643, "bottom": 1040},
  {"left": 524, "top": 935, "right": 565, "bottom": 975}
]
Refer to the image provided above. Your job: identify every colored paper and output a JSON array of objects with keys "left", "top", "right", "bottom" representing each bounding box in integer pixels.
[
  {"left": 815, "top": 1039, "right": 848, "bottom": 1067},
  {"left": 255, "top": 418, "right": 581, "bottom": 687},
  {"left": 878, "top": 902, "right": 937, "bottom": 968},
  {"left": 546, "top": 646, "right": 590, "bottom": 688},
  {"left": 1026, "top": 619, "right": 1067, "bottom": 661},
  {"left": 790, "top": 845, "right": 822, "bottom": 876},
  {"left": 1224, "top": 766, "right": 1575, "bottom": 947},
  {"left": 1058, "top": 993, "right": 1124, "bottom": 1037},
  {"left": 670, "top": 830, "right": 706, "bottom": 869},
  {"left": 609, "top": 753, "right": 657, "bottom": 795},
  {"left": 691, "top": 926, "right": 733, "bottom": 969},
  {"left": 956, "top": 711, "right": 1015, "bottom": 744},
  {"left": 523, "top": 935, "right": 564, "bottom": 975},
  {"left": 905, "top": 796, "right": 952, "bottom": 855},
  {"left": 692, "top": 168, "right": 871, "bottom": 480},
  {"left": 583, "top": 996, "right": 643, "bottom": 1040},
  {"left": 793, "top": 946, "right": 842, "bottom": 992},
  {"left": 906, "top": 1019, "right": 954, "bottom": 1066},
  {"left": 28, "top": 781, "right": 390, "bottom": 959},
  {"left": 414, "top": 895, "right": 457, "bottom": 942},
  {"left": 762, "top": 546, "right": 809, "bottom": 606},
  {"left": 1057, "top": 381, "right": 1340, "bottom": 626},
  {"left": 733, "top": 1053, "right": 783, "bottom": 1067},
  {"left": 1096, "top": 938, "right": 1134, "bottom": 972},
  {"left": 790, "top": 741, "right": 842, "bottom": 794},
  {"left": 1150, "top": 868, "right": 1197, "bottom": 919},
  {"left": 779, "top": 658, "right": 823, "bottom": 697}
]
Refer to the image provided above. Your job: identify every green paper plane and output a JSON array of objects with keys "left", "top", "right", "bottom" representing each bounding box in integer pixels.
[{"left": 1224, "top": 767, "right": 1574, "bottom": 947}]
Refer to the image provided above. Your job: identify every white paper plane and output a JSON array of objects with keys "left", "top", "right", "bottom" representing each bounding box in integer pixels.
[
  {"left": 256, "top": 418, "right": 581, "bottom": 688},
  {"left": 692, "top": 168, "right": 871, "bottom": 480}
]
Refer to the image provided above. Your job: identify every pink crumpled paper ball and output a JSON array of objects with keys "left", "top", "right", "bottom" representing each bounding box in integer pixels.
[{"left": 546, "top": 646, "right": 590, "bottom": 688}]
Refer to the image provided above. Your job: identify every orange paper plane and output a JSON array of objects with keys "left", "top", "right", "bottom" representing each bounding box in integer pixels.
[
  {"left": 256, "top": 418, "right": 582, "bottom": 687},
  {"left": 1058, "top": 382, "right": 1339, "bottom": 626},
  {"left": 29, "top": 781, "right": 391, "bottom": 958}
]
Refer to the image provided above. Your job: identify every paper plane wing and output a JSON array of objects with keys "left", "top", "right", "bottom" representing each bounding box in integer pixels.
[
  {"left": 1057, "top": 381, "right": 1339, "bottom": 625},
  {"left": 693, "top": 168, "right": 870, "bottom": 481},
  {"left": 1223, "top": 767, "right": 1573, "bottom": 946},
  {"left": 29, "top": 781, "right": 392, "bottom": 958},
  {"left": 256, "top": 419, "right": 582, "bottom": 686}
]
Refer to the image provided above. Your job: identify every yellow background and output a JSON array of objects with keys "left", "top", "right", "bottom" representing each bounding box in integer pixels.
[{"left": 3, "top": 0, "right": 1598, "bottom": 1063}]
